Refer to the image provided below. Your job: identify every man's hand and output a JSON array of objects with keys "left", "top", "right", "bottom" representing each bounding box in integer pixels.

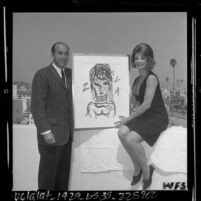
[{"left": 43, "top": 132, "right": 56, "bottom": 144}]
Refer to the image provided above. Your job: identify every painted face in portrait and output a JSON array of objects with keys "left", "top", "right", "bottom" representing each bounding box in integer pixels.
[
  {"left": 86, "top": 63, "right": 116, "bottom": 118},
  {"left": 92, "top": 76, "right": 111, "bottom": 102}
]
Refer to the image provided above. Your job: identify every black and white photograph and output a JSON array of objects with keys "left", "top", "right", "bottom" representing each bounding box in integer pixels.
[{"left": 11, "top": 11, "right": 189, "bottom": 193}]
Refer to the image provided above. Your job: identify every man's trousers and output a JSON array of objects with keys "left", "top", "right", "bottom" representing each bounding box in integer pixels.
[{"left": 37, "top": 139, "right": 72, "bottom": 191}]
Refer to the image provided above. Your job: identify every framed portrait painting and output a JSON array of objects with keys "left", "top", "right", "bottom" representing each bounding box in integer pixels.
[{"left": 73, "top": 54, "right": 130, "bottom": 129}]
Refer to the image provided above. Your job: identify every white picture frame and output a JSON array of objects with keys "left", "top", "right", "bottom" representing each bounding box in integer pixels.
[{"left": 73, "top": 54, "right": 130, "bottom": 129}]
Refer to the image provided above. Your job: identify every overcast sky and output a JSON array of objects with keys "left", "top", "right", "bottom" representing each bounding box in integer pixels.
[{"left": 13, "top": 12, "right": 187, "bottom": 88}]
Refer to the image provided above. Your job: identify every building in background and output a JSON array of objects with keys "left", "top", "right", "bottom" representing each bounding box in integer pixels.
[
  {"left": 13, "top": 99, "right": 23, "bottom": 124},
  {"left": 13, "top": 84, "right": 18, "bottom": 99},
  {"left": 13, "top": 83, "right": 33, "bottom": 124}
]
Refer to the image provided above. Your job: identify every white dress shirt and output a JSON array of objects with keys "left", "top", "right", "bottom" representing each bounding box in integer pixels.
[{"left": 52, "top": 62, "right": 67, "bottom": 87}]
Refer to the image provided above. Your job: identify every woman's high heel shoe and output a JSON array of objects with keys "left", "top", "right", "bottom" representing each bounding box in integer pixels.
[
  {"left": 131, "top": 169, "right": 142, "bottom": 185},
  {"left": 142, "top": 165, "right": 155, "bottom": 190}
]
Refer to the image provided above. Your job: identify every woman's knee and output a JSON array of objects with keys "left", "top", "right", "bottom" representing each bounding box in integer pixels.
[
  {"left": 118, "top": 126, "right": 130, "bottom": 141},
  {"left": 125, "top": 131, "right": 143, "bottom": 145}
]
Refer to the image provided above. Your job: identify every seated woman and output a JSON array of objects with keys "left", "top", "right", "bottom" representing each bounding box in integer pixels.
[{"left": 115, "top": 43, "right": 169, "bottom": 190}]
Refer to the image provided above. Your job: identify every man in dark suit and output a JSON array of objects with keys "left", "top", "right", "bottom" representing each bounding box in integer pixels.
[{"left": 31, "top": 42, "right": 73, "bottom": 191}]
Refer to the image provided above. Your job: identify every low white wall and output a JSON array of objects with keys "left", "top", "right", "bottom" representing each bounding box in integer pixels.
[
  {"left": 13, "top": 125, "right": 186, "bottom": 191},
  {"left": 13, "top": 125, "right": 39, "bottom": 190}
]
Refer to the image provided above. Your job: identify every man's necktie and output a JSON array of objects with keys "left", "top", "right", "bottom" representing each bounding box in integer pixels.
[{"left": 61, "top": 69, "right": 66, "bottom": 87}]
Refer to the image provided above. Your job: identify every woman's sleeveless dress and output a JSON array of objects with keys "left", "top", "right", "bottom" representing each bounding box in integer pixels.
[{"left": 125, "top": 72, "right": 169, "bottom": 146}]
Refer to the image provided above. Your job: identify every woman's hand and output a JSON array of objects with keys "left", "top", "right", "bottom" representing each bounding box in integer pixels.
[{"left": 114, "top": 116, "right": 131, "bottom": 128}]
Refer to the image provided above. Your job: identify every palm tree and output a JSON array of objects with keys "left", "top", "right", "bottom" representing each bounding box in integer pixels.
[
  {"left": 165, "top": 77, "right": 169, "bottom": 89},
  {"left": 176, "top": 79, "right": 180, "bottom": 89},
  {"left": 170, "top": 58, "right": 177, "bottom": 95}
]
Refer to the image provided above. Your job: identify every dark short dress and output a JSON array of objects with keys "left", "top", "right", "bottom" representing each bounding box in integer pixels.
[{"left": 125, "top": 72, "right": 169, "bottom": 146}]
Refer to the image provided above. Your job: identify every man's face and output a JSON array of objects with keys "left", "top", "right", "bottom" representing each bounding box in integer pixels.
[
  {"left": 52, "top": 43, "right": 69, "bottom": 69},
  {"left": 93, "top": 77, "right": 110, "bottom": 102}
]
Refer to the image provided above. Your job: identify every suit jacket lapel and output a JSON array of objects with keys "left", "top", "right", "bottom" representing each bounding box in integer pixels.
[{"left": 49, "top": 63, "right": 66, "bottom": 89}]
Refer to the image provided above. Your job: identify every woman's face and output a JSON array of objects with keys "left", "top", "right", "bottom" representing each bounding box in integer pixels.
[{"left": 134, "top": 53, "right": 148, "bottom": 70}]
